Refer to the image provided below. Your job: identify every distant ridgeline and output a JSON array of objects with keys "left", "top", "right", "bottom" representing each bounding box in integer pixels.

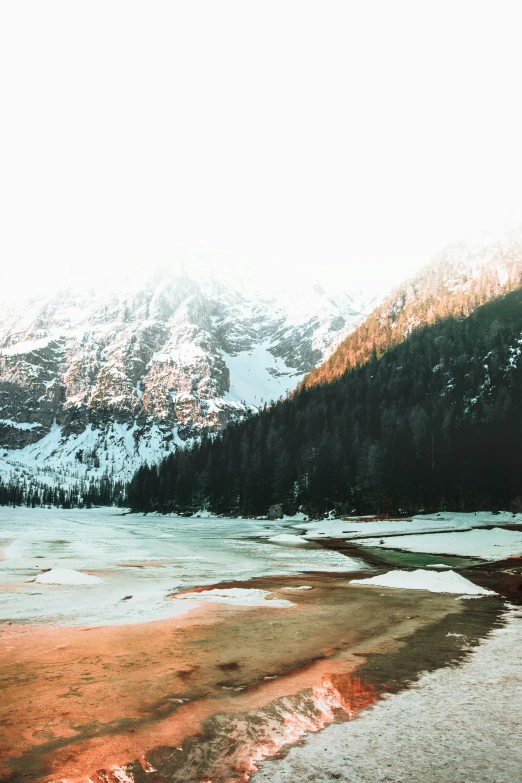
[{"left": 128, "top": 287, "right": 522, "bottom": 516}]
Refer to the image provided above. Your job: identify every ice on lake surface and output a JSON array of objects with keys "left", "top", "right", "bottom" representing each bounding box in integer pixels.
[{"left": 0, "top": 508, "right": 365, "bottom": 625}]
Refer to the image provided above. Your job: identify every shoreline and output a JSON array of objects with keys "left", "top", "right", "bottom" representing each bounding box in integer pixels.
[
  {"left": 0, "top": 566, "right": 507, "bottom": 783},
  {"left": 252, "top": 605, "right": 522, "bottom": 783}
]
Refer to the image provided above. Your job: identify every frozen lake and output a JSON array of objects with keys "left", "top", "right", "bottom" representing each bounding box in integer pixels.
[{"left": 0, "top": 508, "right": 364, "bottom": 625}]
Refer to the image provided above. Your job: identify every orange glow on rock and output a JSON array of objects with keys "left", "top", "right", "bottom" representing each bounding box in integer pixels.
[{"left": 232, "top": 674, "right": 378, "bottom": 782}]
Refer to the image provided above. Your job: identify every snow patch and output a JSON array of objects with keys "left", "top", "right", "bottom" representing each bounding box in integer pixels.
[
  {"left": 268, "top": 534, "right": 308, "bottom": 545},
  {"left": 351, "top": 569, "right": 494, "bottom": 595},
  {"left": 31, "top": 568, "right": 102, "bottom": 585},
  {"left": 0, "top": 419, "right": 40, "bottom": 431},
  {"left": 223, "top": 343, "right": 299, "bottom": 407},
  {"left": 297, "top": 511, "right": 522, "bottom": 544},
  {"left": 252, "top": 608, "right": 522, "bottom": 783},
  {"left": 0, "top": 336, "right": 53, "bottom": 356},
  {"left": 176, "top": 587, "right": 294, "bottom": 607}
]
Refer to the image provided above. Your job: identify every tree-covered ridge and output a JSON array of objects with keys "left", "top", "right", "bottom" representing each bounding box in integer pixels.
[
  {"left": 303, "top": 233, "right": 522, "bottom": 389},
  {"left": 128, "top": 287, "right": 522, "bottom": 516}
]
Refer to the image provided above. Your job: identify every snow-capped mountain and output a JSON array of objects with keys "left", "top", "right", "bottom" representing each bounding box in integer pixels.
[
  {"left": 0, "top": 264, "right": 373, "bottom": 485},
  {"left": 304, "top": 227, "right": 522, "bottom": 388}
]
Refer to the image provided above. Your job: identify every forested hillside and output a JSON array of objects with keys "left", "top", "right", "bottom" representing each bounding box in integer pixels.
[
  {"left": 303, "top": 231, "right": 522, "bottom": 389},
  {"left": 128, "top": 287, "right": 522, "bottom": 516}
]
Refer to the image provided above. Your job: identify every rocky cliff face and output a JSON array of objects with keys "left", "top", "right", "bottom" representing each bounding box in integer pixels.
[{"left": 0, "top": 267, "right": 372, "bottom": 485}]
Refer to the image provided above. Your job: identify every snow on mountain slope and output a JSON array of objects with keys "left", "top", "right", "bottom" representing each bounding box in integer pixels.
[
  {"left": 304, "top": 227, "right": 522, "bottom": 388},
  {"left": 0, "top": 266, "right": 372, "bottom": 485}
]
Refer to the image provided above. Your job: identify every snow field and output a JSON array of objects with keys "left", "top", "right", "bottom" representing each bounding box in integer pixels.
[
  {"left": 298, "top": 511, "right": 522, "bottom": 540},
  {"left": 223, "top": 343, "right": 299, "bottom": 407},
  {"left": 297, "top": 512, "right": 522, "bottom": 560},
  {"left": 360, "top": 527, "right": 522, "bottom": 561}
]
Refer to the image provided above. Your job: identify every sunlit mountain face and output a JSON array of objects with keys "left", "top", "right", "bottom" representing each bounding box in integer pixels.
[
  {"left": 0, "top": 266, "right": 374, "bottom": 488},
  {"left": 303, "top": 227, "right": 522, "bottom": 388}
]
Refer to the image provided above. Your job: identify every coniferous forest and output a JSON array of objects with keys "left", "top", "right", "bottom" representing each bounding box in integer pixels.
[
  {"left": 0, "top": 474, "right": 125, "bottom": 509},
  {"left": 128, "top": 288, "right": 522, "bottom": 517}
]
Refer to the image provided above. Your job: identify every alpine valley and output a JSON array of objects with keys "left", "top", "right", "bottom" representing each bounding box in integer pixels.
[
  {"left": 4, "top": 11, "right": 522, "bottom": 783},
  {"left": 1, "top": 229, "right": 522, "bottom": 507},
  {"left": 0, "top": 263, "right": 373, "bottom": 494}
]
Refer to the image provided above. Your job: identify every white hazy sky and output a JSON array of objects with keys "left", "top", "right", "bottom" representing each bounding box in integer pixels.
[{"left": 1, "top": 1, "right": 522, "bottom": 299}]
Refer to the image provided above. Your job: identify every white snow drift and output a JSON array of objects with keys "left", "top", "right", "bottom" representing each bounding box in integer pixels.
[
  {"left": 30, "top": 568, "right": 101, "bottom": 585},
  {"left": 351, "top": 569, "right": 494, "bottom": 595}
]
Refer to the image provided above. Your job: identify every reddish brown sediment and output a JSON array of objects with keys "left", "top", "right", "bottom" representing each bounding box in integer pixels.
[
  {"left": 461, "top": 558, "right": 522, "bottom": 603},
  {"left": 0, "top": 572, "right": 472, "bottom": 783}
]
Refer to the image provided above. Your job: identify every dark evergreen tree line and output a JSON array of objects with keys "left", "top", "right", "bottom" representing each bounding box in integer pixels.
[
  {"left": 0, "top": 473, "right": 126, "bottom": 508},
  {"left": 128, "top": 288, "right": 522, "bottom": 517}
]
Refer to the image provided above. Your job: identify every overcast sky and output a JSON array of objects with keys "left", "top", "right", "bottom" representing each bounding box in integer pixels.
[{"left": 1, "top": 1, "right": 522, "bottom": 299}]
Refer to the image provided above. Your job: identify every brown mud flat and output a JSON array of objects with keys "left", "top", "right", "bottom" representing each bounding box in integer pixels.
[
  {"left": 467, "top": 558, "right": 522, "bottom": 603},
  {"left": 0, "top": 567, "right": 506, "bottom": 783}
]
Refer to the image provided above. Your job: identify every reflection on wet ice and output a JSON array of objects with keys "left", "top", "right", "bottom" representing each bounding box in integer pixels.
[{"left": 87, "top": 675, "right": 376, "bottom": 783}]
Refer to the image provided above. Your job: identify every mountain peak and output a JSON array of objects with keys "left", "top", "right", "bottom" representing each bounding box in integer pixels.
[{"left": 0, "top": 267, "right": 371, "bottom": 488}]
